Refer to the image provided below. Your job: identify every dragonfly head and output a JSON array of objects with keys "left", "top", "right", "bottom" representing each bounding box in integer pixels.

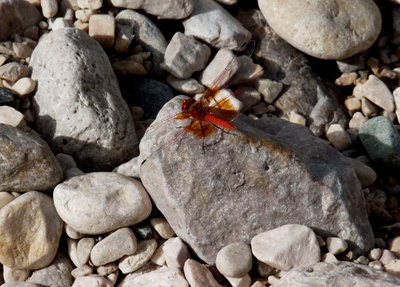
[{"left": 181, "top": 98, "right": 196, "bottom": 111}]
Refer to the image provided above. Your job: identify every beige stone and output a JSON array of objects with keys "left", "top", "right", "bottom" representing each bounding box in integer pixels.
[{"left": 89, "top": 14, "right": 115, "bottom": 49}]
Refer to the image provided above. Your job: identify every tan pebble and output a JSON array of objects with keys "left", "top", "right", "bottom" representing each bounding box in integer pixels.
[
  {"left": 78, "top": 0, "right": 103, "bottom": 9},
  {"left": 0, "top": 192, "right": 14, "bottom": 209},
  {"left": 384, "top": 259, "right": 400, "bottom": 276},
  {"left": 368, "top": 248, "right": 383, "bottom": 261},
  {"left": 38, "top": 21, "right": 49, "bottom": 30},
  {"left": 41, "top": 0, "right": 58, "bottom": 18},
  {"left": 346, "top": 157, "right": 377, "bottom": 187},
  {"left": 96, "top": 262, "right": 118, "bottom": 276},
  {"left": 389, "top": 237, "right": 400, "bottom": 258},
  {"left": 3, "top": 265, "right": 29, "bottom": 282},
  {"left": 326, "top": 124, "right": 352, "bottom": 150},
  {"left": 369, "top": 260, "right": 383, "bottom": 270},
  {"left": 131, "top": 106, "right": 144, "bottom": 121},
  {"left": 118, "top": 239, "right": 157, "bottom": 274},
  {"left": 256, "top": 260, "right": 274, "bottom": 277},
  {"left": 382, "top": 110, "right": 396, "bottom": 122},
  {"left": 163, "top": 237, "right": 191, "bottom": 269},
  {"left": 11, "top": 77, "right": 36, "bottom": 96},
  {"left": 354, "top": 255, "right": 369, "bottom": 265},
  {"left": 12, "top": 43, "right": 33, "bottom": 59},
  {"left": 0, "top": 55, "right": 8, "bottom": 66},
  {"left": 344, "top": 97, "right": 361, "bottom": 115},
  {"left": 216, "top": 242, "right": 252, "bottom": 278},
  {"left": 326, "top": 237, "right": 348, "bottom": 255},
  {"left": 367, "top": 57, "right": 379, "bottom": 75},
  {"left": 112, "top": 60, "right": 147, "bottom": 75},
  {"left": 378, "top": 67, "right": 398, "bottom": 80},
  {"left": 71, "top": 264, "right": 94, "bottom": 278},
  {"left": 150, "top": 242, "right": 166, "bottom": 266},
  {"left": 379, "top": 249, "right": 397, "bottom": 265},
  {"left": 75, "top": 9, "right": 97, "bottom": 22},
  {"left": 334, "top": 72, "right": 358, "bottom": 86},
  {"left": 226, "top": 273, "right": 251, "bottom": 287},
  {"left": 150, "top": 217, "right": 175, "bottom": 239},
  {"left": 89, "top": 14, "right": 115, "bottom": 48},
  {"left": 250, "top": 281, "right": 264, "bottom": 287},
  {"left": 268, "top": 274, "right": 281, "bottom": 285},
  {"left": 321, "top": 252, "right": 338, "bottom": 263},
  {"left": 361, "top": 97, "right": 378, "bottom": 117},
  {"left": 289, "top": 111, "right": 306, "bottom": 125},
  {"left": 73, "top": 20, "right": 89, "bottom": 31},
  {"left": 349, "top": 112, "right": 368, "bottom": 130},
  {"left": 0, "top": 106, "right": 25, "bottom": 127},
  {"left": 184, "top": 259, "right": 222, "bottom": 287}
]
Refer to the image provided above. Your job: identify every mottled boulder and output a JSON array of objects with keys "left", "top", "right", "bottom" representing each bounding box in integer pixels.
[
  {"left": 30, "top": 28, "right": 137, "bottom": 171},
  {"left": 0, "top": 124, "right": 63, "bottom": 192},
  {"left": 139, "top": 96, "right": 374, "bottom": 265}
]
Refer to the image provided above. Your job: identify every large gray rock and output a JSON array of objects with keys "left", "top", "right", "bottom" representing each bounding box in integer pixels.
[
  {"left": 258, "top": 0, "right": 381, "bottom": 60},
  {"left": 30, "top": 28, "right": 137, "bottom": 171},
  {"left": 274, "top": 261, "right": 400, "bottom": 287},
  {"left": 0, "top": 124, "right": 63, "bottom": 192},
  {"left": 237, "top": 9, "right": 349, "bottom": 137},
  {"left": 138, "top": 96, "right": 374, "bottom": 265}
]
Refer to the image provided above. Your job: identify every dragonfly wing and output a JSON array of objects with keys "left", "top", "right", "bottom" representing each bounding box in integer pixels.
[{"left": 208, "top": 89, "right": 243, "bottom": 122}]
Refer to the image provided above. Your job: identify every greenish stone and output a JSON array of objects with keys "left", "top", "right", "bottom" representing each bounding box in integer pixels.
[{"left": 359, "top": 116, "right": 400, "bottom": 170}]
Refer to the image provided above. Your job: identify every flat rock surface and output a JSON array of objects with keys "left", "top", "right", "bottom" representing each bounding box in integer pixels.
[
  {"left": 0, "top": 124, "right": 63, "bottom": 192},
  {"left": 29, "top": 28, "right": 137, "bottom": 171},
  {"left": 274, "top": 261, "right": 400, "bottom": 287},
  {"left": 258, "top": 0, "right": 381, "bottom": 60},
  {"left": 139, "top": 96, "right": 374, "bottom": 265}
]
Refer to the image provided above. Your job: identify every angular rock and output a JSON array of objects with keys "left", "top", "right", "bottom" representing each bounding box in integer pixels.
[
  {"left": 0, "top": 124, "right": 63, "bottom": 192},
  {"left": 115, "top": 9, "right": 168, "bottom": 78},
  {"left": 118, "top": 239, "right": 157, "bottom": 274},
  {"left": 184, "top": 259, "right": 222, "bottom": 287},
  {"left": 167, "top": 75, "right": 205, "bottom": 94},
  {"left": 29, "top": 28, "right": 137, "bottom": 171},
  {"left": 0, "top": 191, "right": 63, "bottom": 270},
  {"left": 90, "top": 227, "right": 137, "bottom": 266},
  {"left": 0, "top": 106, "right": 24, "bottom": 127},
  {"left": 3, "top": 265, "right": 29, "bottom": 282},
  {"left": 251, "top": 224, "right": 320, "bottom": 271},
  {"left": 139, "top": 96, "right": 374, "bottom": 265},
  {"left": 163, "top": 237, "right": 191, "bottom": 269},
  {"left": 258, "top": 0, "right": 381, "bottom": 60},
  {"left": 27, "top": 252, "right": 74, "bottom": 287},
  {"left": 326, "top": 124, "right": 352, "bottom": 151},
  {"left": 183, "top": 0, "right": 251, "bottom": 50},
  {"left": 0, "top": 87, "right": 16, "bottom": 107},
  {"left": 359, "top": 116, "right": 400, "bottom": 171},
  {"left": 237, "top": 9, "right": 349, "bottom": 137},
  {"left": 72, "top": 275, "right": 113, "bottom": 287},
  {"left": 326, "top": 237, "right": 348, "bottom": 255},
  {"left": 273, "top": 261, "right": 400, "bottom": 287},
  {"left": 53, "top": 172, "right": 152, "bottom": 234},
  {"left": 118, "top": 266, "right": 188, "bottom": 287},
  {"left": 0, "top": 0, "right": 43, "bottom": 41},
  {"left": 161, "top": 32, "right": 211, "bottom": 79},
  {"left": 88, "top": 14, "right": 115, "bottom": 49},
  {"left": 0, "top": 62, "right": 30, "bottom": 82}
]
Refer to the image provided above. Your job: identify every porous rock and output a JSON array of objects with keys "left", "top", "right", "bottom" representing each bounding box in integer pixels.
[
  {"left": 0, "top": 124, "right": 63, "bottom": 192},
  {"left": 0, "top": 191, "right": 63, "bottom": 270},
  {"left": 258, "top": 0, "right": 381, "bottom": 60},
  {"left": 273, "top": 261, "right": 400, "bottom": 287},
  {"left": 29, "top": 28, "right": 137, "bottom": 171},
  {"left": 53, "top": 172, "right": 152, "bottom": 234},
  {"left": 139, "top": 96, "right": 374, "bottom": 265}
]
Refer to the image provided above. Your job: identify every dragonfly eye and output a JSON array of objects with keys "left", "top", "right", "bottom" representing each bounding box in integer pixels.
[{"left": 181, "top": 98, "right": 196, "bottom": 111}]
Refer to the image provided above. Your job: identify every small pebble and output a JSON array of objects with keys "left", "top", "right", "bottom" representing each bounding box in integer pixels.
[
  {"left": 389, "top": 237, "right": 400, "bottom": 258},
  {"left": 11, "top": 77, "right": 36, "bottom": 96},
  {"left": 344, "top": 97, "right": 361, "bottom": 115},
  {"left": 384, "top": 259, "right": 400, "bottom": 276},
  {"left": 255, "top": 78, "right": 283, "bottom": 104},
  {"left": 166, "top": 75, "right": 206, "bottom": 94},
  {"left": 321, "top": 253, "right": 338, "bottom": 263},
  {"left": 150, "top": 217, "right": 175, "bottom": 239},
  {"left": 361, "top": 97, "right": 379, "bottom": 117},
  {"left": 3, "top": 265, "right": 30, "bottom": 282},
  {"left": 71, "top": 264, "right": 94, "bottom": 278},
  {"left": 354, "top": 255, "right": 369, "bottom": 265},
  {"left": 369, "top": 248, "right": 383, "bottom": 261},
  {"left": 225, "top": 274, "right": 251, "bottom": 287},
  {"left": 326, "top": 237, "right": 348, "bottom": 255},
  {"left": 41, "top": 0, "right": 58, "bottom": 18},
  {"left": 184, "top": 259, "right": 222, "bottom": 287},
  {"left": 163, "top": 237, "right": 191, "bottom": 269},
  {"left": 78, "top": 0, "right": 103, "bottom": 9},
  {"left": 0, "top": 106, "right": 25, "bottom": 127},
  {"left": 349, "top": 112, "right": 368, "bottom": 130},
  {"left": 379, "top": 249, "right": 397, "bottom": 265},
  {"left": 89, "top": 14, "right": 115, "bottom": 48},
  {"left": 369, "top": 260, "right": 383, "bottom": 270},
  {"left": 326, "top": 124, "right": 352, "bottom": 150},
  {"left": 76, "top": 237, "right": 96, "bottom": 267},
  {"left": 346, "top": 157, "right": 377, "bottom": 187},
  {"left": 72, "top": 274, "right": 113, "bottom": 287},
  {"left": 216, "top": 242, "right": 252, "bottom": 278},
  {"left": 118, "top": 239, "right": 158, "bottom": 274},
  {"left": 289, "top": 111, "right": 306, "bottom": 125}
]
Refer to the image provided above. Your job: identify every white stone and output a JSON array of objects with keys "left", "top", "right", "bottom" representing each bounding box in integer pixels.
[
  {"left": 75, "top": 9, "right": 96, "bottom": 22},
  {"left": 53, "top": 172, "right": 152, "bottom": 234},
  {"left": 12, "top": 43, "right": 33, "bottom": 59},
  {"left": 229, "top": 55, "right": 263, "bottom": 86},
  {"left": 50, "top": 17, "right": 70, "bottom": 30},
  {"left": 183, "top": 0, "right": 251, "bottom": 50},
  {"left": 255, "top": 78, "right": 283, "bottom": 104},
  {"left": 251, "top": 224, "right": 320, "bottom": 271},
  {"left": 216, "top": 242, "right": 252, "bottom": 278},
  {"left": 114, "top": 157, "right": 140, "bottom": 178},
  {"left": 184, "top": 259, "right": 222, "bottom": 287},
  {"left": 326, "top": 237, "right": 348, "bottom": 255},
  {"left": 11, "top": 77, "right": 36, "bottom": 96},
  {"left": 96, "top": 262, "right": 118, "bottom": 276},
  {"left": 368, "top": 248, "right": 383, "bottom": 261},
  {"left": 41, "top": 0, "right": 58, "bottom": 18},
  {"left": 199, "top": 49, "right": 239, "bottom": 89},
  {"left": 0, "top": 106, "right": 25, "bottom": 127},
  {"left": 321, "top": 253, "right": 338, "bottom": 263},
  {"left": 118, "top": 239, "right": 158, "bottom": 274},
  {"left": 326, "top": 124, "right": 352, "bottom": 151},
  {"left": 76, "top": 237, "right": 96, "bottom": 267},
  {"left": 166, "top": 75, "right": 205, "bottom": 94},
  {"left": 161, "top": 32, "right": 211, "bottom": 79},
  {"left": 151, "top": 242, "right": 166, "bottom": 266},
  {"left": 118, "top": 266, "right": 188, "bottom": 286},
  {"left": 346, "top": 157, "right": 377, "bottom": 187},
  {"left": 72, "top": 274, "right": 113, "bottom": 287},
  {"left": 258, "top": 0, "right": 381, "bottom": 60},
  {"left": 71, "top": 264, "right": 94, "bottom": 278},
  {"left": 344, "top": 97, "right": 361, "bottom": 115},
  {"left": 91, "top": 227, "right": 137, "bottom": 266},
  {"left": 384, "top": 260, "right": 400, "bottom": 276},
  {"left": 289, "top": 111, "right": 306, "bottom": 125},
  {"left": 379, "top": 249, "right": 397, "bottom": 265},
  {"left": 0, "top": 191, "right": 63, "bottom": 269},
  {"left": 163, "top": 237, "right": 191, "bottom": 269},
  {"left": 78, "top": 0, "right": 103, "bottom": 9},
  {"left": 353, "top": 75, "right": 394, "bottom": 112},
  {"left": 349, "top": 112, "right": 368, "bottom": 130},
  {"left": 150, "top": 217, "right": 175, "bottom": 239},
  {"left": 361, "top": 97, "right": 379, "bottom": 117},
  {"left": 89, "top": 14, "right": 115, "bottom": 49},
  {"left": 226, "top": 274, "right": 251, "bottom": 287}
]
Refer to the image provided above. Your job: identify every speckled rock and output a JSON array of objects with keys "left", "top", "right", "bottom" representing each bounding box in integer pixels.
[
  {"left": 0, "top": 191, "right": 63, "bottom": 270},
  {"left": 258, "top": 0, "right": 381, "bottom": 59},
  {"left": 0, "top": 124, "right": 63, "bottom": 192},
  {"left": 53, "top": 172, "right": 152, "bottom": 234},
  {"left": 29, "top": 28, "right": 137, "bottom": 171}
]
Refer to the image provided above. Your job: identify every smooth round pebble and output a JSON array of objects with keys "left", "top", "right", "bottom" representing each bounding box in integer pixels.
[
  {"left": 326, "top": 237, "right": 348, "bottom": 255},
  {"left": 216, "top": 242, "right": 252, "bottom": 278},
  {"left": 53, "top": 172, "right": 152, "bottom": 234},
  {"left": 346, "top": 157, "right": 377, "bottom": 187},
  {"left": 11, "top": 77, "right": 36, "bottom": 96},
  {"left": 150, "top": 217, "right": 175, "bottom": 239},
  {"left": 258, "top": 0, "right": 381, "bottom": 59}
]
